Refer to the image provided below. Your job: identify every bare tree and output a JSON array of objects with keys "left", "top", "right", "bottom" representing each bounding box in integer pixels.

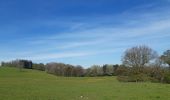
[{"left": 122, "top": 45, "right": 158, "bottom": 68}]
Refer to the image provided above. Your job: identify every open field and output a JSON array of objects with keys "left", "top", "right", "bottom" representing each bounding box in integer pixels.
[{"left": 0, "top": 67, "right": 170, "bottom": 100}]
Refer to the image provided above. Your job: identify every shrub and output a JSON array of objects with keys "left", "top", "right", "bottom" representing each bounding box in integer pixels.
[
  {"left": 115, "top": 66, "right": 129, "bottom": 76},
  {"left": 150, "top": 77, "right": 160, "bottom": 83},
  {"left": 163, "top": 71, "right": 170, "bottom": 84},
  {"left": 32, "top": 63, "right": 45, "bottom": 71},
  {"left": 117, "top": 76, "right": 129, "bottom": 82},
  {"left": 117, "top": 73, "right": 150, "bottom": 82}
]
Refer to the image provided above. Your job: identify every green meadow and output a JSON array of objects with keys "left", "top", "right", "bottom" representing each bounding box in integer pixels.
[{"left": 0, "top": 67, "right": 170, "bottom": 100}]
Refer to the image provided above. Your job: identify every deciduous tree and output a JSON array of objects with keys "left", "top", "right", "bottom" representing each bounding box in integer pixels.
[{"left": 122, "top": 45, "right": 157, "bottom": 68}]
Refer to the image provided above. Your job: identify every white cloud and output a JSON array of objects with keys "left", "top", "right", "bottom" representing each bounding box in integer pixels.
[
  {"left": 13, "top": 11, "right": 170, "bottom": 62},
  {"left": 1, "top": 3, "right": 170, "bottom": 66}
]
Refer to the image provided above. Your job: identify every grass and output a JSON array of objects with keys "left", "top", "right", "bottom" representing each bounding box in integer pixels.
[{"left": 0, "top": 67, "right": 170, "bottom": 100}]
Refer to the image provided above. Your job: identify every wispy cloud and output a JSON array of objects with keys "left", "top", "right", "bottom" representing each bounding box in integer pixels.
[{"left": 1, "top": 2, "right": 170, "bottom": 66}]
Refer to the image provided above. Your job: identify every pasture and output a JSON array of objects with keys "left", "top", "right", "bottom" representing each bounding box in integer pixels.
[{"left": 0, "top": 67, "right": 170, "bottom": 100}]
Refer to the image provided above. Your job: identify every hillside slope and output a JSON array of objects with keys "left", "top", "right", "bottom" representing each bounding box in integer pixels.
[{"left": 0, "top": 67, "right": 170, "bottom": 100}]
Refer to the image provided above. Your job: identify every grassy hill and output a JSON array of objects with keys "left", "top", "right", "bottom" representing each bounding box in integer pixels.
[{"left": 0, "top": 67, "right": 170, "bottom": 100}]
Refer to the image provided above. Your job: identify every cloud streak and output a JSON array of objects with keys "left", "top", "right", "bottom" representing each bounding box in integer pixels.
[{"left": 1, "top": 1, "right": 170, "bottom": 67}]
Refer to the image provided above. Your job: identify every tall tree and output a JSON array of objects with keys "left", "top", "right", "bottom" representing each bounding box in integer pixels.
[{"left": 122, "top": 45, "right": 157, "bottom": 67}]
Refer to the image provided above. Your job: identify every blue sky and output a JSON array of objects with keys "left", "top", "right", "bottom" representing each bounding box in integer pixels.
[{"left": 0, "top": 0, "right": 170, "bottom": 67}]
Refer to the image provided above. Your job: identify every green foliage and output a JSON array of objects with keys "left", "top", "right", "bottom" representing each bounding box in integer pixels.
[
  {"left": 117, "top": 76, "right": 129, "bottom": 82},
  {"left": 0, "top": 67, "right": 170, "bottom": 100},
  {"left": 117, "top": 74, "right": 149, "bottom": 82},
  {"left": 116, "top": 66, "right": 168, "bottom": 83},
  {"left": 119, "top": 46, "right": 170, "bottom": 84},
  {"left": 163, "top": 71, "right": 170, "bottom": 83},
  {"left": 32, "top": 63, "right": 45, "bottom": 71},
  {"left": 2, "top": 59, "right": 32, "bottom": 69},
  {"left": 129, "top": 73, "right": 150, "bottom": 82},
  {"left": 114, "top": 65, "right": 129, "bottom": 76}
]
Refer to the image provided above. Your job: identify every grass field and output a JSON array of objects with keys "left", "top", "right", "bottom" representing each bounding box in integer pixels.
[{"left": 0, "top": 67, "right": 170, "bottom": 100}]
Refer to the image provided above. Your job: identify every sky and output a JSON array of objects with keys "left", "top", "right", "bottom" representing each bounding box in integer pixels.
[{"left": 0, "top": 0, "right": 170, "bottom": 67}]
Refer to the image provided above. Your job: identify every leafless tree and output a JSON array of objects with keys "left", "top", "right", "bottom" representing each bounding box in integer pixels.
[{"left": 122, "top": 45, "right": 158, "bottom": 68}]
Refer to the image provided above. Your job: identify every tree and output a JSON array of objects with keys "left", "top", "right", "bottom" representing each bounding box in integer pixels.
[
  {"left": 45, "top": 62, "right": 84, "bottom": 77},
  {"left": 64, "top": 65, "right": 74, "bottom": 77},
  {"left": 161, "top": 50, "right": 170, "bottom": 68},
  {"left": 86, "top": 65, "right": 102, "bottom": 77},
  {"left": 121, "top": 45, "right": 158, "bottom": 82},
  {"left": 115, "top": 65, "right": 129, "bottom": 76},
  {"left": 32, "top": 63, "right": 45, "bottom": 71},
  {"left": 46, "top": 63, "right": 67, "bottom": 76},
  {"left": 102, "top": 64, "right": 107, "bottom": 75},
  {"left": 112, "top": 64, "right": 119, "bottom": 75},
  {"left": 122, "top": 45, "right": 157, "bottom": 68},
  {"left": 73, "top": 65, "right": 84, "bottom": 77}
]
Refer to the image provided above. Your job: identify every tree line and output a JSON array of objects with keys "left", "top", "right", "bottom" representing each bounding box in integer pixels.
[
  {"left": 1, "top": 45, "right": 170, "bottom": 83},
  {"left": 1, "top": 60, "right": 119, "bottom": 77}
]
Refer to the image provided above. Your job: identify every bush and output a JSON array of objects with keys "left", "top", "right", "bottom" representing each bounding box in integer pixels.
[
  {"left": 117, "top": 76, "right": 129, "bottom": 82},
  {"left": 117, "top": 73, "right": 150, "bottom": 82},
  {"left": 150, "top": 77, "right": 160, "bottom": 83},
  {"left": 129, "top": 73, "right": 150, "bottom": 82},
  {"left": 163, "top": 71, "right": 170, "bottom": 84},
  {"left": 32, "top": 63, "right": 45, "bottom": 71},
  {"left": 115, "top": 66, "right": 129, "bottom": 76}
]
